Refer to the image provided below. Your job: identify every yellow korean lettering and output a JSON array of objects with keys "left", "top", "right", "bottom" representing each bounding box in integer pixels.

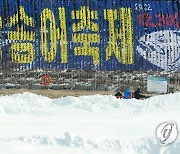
[
  {"left": 71, "top": 6, "right": 100, "bottom": 64},
  {"left": 120, "top": 8, "right": 134, "bottom": 64},
  {"left": 104, "top": 8, "right": 134, "bottom": 64},
  {"left": 57, "top": 7, "right": 68, "bottom": 63},
  {"left": 8, "top": 6, "right": 35, "bottom": 64},
  {"left": 40, "top": 8, "right": 57, "bottom": 63},
  {"left": 104, "top": 9, "right": 120, "bottom": 61},
  {"left": 126, "top": 8, "right": 133, "bottom": 64},
  {"left": 72, "top": 6, "right": 99, "bottom": 32},
  {"left": 8, "top": 26, "right": 35, "bottom": 41},
  {"left": 73, "top": 34, "right": 100, "bottom": 64},
  {"left": 0, "top": 16, "right": 2, "bottom": 28},
  {"left": 9, "top": 6, "right": 34, "bottom": 27},
  {"left": 11, "top": 43, "right": 35, "bottom": 63},
  {"left": 120, "top": 8, "right": 126, "bottom": 64}
]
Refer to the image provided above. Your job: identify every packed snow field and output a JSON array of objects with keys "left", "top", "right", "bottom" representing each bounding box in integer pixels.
[{"left": 0, "top": 92, "right": 180, "bottom": 154}]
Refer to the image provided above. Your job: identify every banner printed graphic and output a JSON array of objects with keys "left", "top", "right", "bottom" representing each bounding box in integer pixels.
[
  {"left": 0, "top": 0, "right": 179, "bottom": 71},
  {"left": 137, "top": 30, "right": 180, "bottom": 71}
]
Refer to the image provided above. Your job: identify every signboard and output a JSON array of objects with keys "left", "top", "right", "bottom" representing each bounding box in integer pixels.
[
  {"left": 0, "top": 0, "right": 179, "bottom": 71},
  {"left": 147, "top": 76, "right": 168, "bottom": 93}
]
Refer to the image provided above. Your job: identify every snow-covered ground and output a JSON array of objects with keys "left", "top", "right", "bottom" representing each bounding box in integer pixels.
[{"left": 0, "top": 92, "right": 180, "bottom": 154}]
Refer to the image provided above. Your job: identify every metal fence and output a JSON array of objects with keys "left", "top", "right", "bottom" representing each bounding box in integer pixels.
[{"left": 0, "top": 70, "right": 179, "bottom": 93}]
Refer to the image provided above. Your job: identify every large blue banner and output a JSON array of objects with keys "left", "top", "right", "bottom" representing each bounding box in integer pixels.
[{"left": 0, "top": 0, "right": 179, "bottom": 71}]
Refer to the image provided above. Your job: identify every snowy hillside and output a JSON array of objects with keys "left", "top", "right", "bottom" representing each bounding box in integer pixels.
[{"left": 0, "top": 92, "right": 180, "bottom": 154}]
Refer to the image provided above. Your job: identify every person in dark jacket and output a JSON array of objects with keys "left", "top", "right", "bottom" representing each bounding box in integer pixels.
[
  {"left": 115, "top": 90, "right": 123, "bottom": 99},
  {"left": 134, "top": 88, "right": 148, "bottom": 100}
]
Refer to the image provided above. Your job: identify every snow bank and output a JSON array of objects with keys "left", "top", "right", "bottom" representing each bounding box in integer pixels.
[
  {"left": 0, "top": 92, "right": 52, "bottom": 114},
  {"left": 0, "top": 92, "right": 180, "bottom": 114},
  {"left": 0, "top": 132, "right": 180, "bottom": 154},
  {"left": 0, "top": 92, "right": 180, "bottom": 154}
]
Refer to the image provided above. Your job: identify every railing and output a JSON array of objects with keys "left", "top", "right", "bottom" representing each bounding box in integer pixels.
[{"left": 0, "top": 70, "right": 179, "bottom": 93}]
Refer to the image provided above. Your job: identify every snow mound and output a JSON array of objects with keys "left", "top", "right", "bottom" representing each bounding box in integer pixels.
[
  {"left": 0, "top": 92, "right": 52, "bottom": 114},
  {"left": 1, "top": 132, "right": 180, "bottom": 154},
  {"left": 0, "top": 92, "right": 180, "bottom": 154},
  {"left": 0, "top": 92, "right": 180, "bottom": 114}
]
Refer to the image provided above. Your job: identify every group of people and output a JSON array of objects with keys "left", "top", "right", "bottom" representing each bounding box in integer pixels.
[{"left": 115, "top": 87, "right": 149, "bottom": 100}]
